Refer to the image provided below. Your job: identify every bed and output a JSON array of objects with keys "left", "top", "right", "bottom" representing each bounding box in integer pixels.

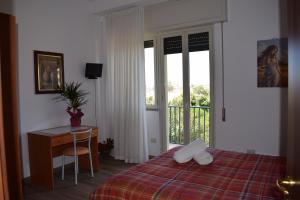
[{"left": 90, "top": 147, "right": 285, "bottom": 200}]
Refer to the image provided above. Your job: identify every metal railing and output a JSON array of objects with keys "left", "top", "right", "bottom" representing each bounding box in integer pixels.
[{"left": 168, "top": 105, "right": 210, "bottom": 145}]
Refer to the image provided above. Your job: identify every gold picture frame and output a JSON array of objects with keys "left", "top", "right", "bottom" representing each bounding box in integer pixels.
[{"left": 34, "top": 50, "right": 65, "bottom": 94}]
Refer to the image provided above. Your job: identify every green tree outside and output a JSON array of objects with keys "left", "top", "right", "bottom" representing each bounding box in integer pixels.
[{"left": 168, "top": 85, "right": 210, "bottom": 145}]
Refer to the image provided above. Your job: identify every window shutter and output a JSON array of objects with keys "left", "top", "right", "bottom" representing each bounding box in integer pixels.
[
  {"left": 164, "top": 36, "right": 182, "bottom": 55},
  {"left": 188, "top": 32, "right": 209, "bottom": 52},
  {"left": 144, "top": 40, "right": 154, "bottom": 48}
]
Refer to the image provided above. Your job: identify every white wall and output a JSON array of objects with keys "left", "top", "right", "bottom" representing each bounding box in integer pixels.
[
  {"left": 213, "top": 0, "right": 287, "bottom": 156},
  {"left": 16, "top": 0, "right": 99, "bottom": 178},
  {"left": 145, "top": 0, "right": 286, "bottom": 156},
  {"left": 146, "top": 111, "right": 161, "bottom": 156}
]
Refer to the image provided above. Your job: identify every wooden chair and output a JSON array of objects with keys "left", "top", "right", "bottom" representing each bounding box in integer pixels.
[{"left": 61, "top": 128, "right": 94, "bottom": 185}]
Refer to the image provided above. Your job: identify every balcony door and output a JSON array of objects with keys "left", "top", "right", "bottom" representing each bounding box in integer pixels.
[{"left": 160, "top": 28, "right": 213, "bottom": 150}]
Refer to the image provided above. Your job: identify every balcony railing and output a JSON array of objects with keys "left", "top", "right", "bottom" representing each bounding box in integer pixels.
[{"left": 168, "top": 105, "right": 210, "bottom": 145}]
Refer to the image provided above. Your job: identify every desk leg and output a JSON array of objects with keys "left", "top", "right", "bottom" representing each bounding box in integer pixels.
[
  {"left": 28, "top": 134, "right": 54, "bottom": 190},
  {"left": 79, "top": 136, "right": 99, "bottom": 171}
]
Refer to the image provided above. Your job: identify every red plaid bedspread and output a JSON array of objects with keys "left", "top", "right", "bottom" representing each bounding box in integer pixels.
[{"left": 90, "top": 148, "right": 285, "bottom": 200}]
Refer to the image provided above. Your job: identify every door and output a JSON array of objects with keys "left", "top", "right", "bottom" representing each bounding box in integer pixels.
[
  {"left": 286, "top": 0, "right": 300, "bottom": 198},
  {"left": 0, "top": 12, "right": 23, "bottom": 200},
  {"left": 161, "top": 28, "right": 213, "bottom": 150},
  {"left": 0, "top": 55, "right": 9, "bottom": 200},
  {"left": 277, "top": 0, "right": 300, "bottom": 199}
]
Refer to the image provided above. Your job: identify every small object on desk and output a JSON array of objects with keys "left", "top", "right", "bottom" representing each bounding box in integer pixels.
[{"left": 27, "top": 125, "right": 99, "bottom": 190}]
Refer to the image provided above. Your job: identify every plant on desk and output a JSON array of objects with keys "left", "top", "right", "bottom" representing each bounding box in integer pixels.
[{"left": 54, "top": 81, "right": 89, "bottom": 127}]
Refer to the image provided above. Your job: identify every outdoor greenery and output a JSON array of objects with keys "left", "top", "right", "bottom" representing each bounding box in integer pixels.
[
  {"left": 168, "top": 85, "right": 210, "bottom": 145},
  {"left": 146, "top": 95, "right": 154, "bottom": 105},
  {"left": 145, "top": 85, "right": 211, "bottom": 145}
]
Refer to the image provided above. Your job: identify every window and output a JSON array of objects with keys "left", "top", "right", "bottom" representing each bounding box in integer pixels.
[
  {"left": 144, "top": 40, "right": 156, "bottom": 108},
  {"left": 162, "top": 31, "right": 212, "bottom": 147}
]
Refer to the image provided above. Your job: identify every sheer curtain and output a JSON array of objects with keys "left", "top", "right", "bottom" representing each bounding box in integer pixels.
[{"left": 99, "top": 7, "right": 148, "bottom": 163}]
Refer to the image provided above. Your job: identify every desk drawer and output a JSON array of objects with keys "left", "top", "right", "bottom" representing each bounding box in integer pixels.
[
  {"left": 51, "top": 134, "right": 72, "bottom": 147},
  {"left": 51, "top": 131, "right": 98, "bottom": 147}
]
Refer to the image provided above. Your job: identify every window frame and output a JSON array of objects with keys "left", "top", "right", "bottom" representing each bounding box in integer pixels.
[
  {"left": 157, "top": 25, "right": 215, "bottom": 151},
  {"left": 144, "top": 38, "right": 158, "bottom": 110}
]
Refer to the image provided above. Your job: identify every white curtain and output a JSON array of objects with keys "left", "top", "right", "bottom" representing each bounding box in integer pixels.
[{"left": 99, "top": 7, "right": 148, "bottom": 163}]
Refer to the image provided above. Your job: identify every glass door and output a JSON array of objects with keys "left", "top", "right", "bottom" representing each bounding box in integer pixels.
[
  {"left": 165, "top": 36, "right": 184, "bottom": 148},
  {"left": 163, "top": 30, "right": 212, "bottom": 149},
  {"left": 188, "top": 32, "right": 211, "bottom": 145}
]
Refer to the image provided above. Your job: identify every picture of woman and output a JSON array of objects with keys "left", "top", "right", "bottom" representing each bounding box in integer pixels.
[{"left": 257, "top": 38, "right": 288, "bottom": 87}]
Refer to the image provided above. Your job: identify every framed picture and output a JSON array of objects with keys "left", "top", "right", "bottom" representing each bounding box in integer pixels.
[
  {"left": 257, "top": 38, "right": 288, "bottom": 87},
  {"left": 34, "top": 50, "right": 65, "bottom": 94}
]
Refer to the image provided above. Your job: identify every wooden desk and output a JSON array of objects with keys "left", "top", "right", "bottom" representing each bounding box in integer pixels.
[{"left": 27, "top": 126, "right": 99, "bottom": 190}]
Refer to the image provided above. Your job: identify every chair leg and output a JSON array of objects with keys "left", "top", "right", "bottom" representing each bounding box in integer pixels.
[
  {"left": 76, "top": 156, "right": 79, "bottom": 174},
  {"left": 62, "top": 155, "right": 65, "bottom": 180},
  {"left": 89, "top": 151, "right": 94, "bottom": 177},
  {"left": 74, "top": 156, "right": 78, "bottom": 185}
]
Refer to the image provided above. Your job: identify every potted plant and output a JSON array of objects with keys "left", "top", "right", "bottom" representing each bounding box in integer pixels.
[
  {"left": 99, "top": 138, "right": 114, "bottom": 157},
  {"left": 54, "top": 81, "right": 88, "bottom": 127}
]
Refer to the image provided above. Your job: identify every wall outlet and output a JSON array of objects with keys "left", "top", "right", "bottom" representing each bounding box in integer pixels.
[
  {"left": 247, "top": 149, "right": 256, "bottom": 154},
  {"left": 150, "top": 138, "right": 157, "bottom": 143}
]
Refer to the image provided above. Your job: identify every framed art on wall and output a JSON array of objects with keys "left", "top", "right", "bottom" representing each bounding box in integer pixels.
[
  {"left": 34, "top": 50, "right": 64, "bottom": 94},
  {"left": 257, "top": 38, "right": 288, "bottom": 87}
]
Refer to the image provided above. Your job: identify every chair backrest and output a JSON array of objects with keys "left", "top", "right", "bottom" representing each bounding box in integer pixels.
[
  {"left": 71, "top": 128, "right": 93, "bottom": 154},
  {"left": 71, "top": 128, "right": 92, "bottom": 142}
]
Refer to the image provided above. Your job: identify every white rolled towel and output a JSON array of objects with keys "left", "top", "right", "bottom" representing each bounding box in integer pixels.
[
  {"left": 173, "top": 139, "right": 207, "bottom": 163},
  {"left": 193, "top": 151, "right": 213, "bottom": 165}
]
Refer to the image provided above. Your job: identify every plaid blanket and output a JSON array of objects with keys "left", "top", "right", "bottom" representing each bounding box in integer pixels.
[{"left": 90, "top": 148, "right": 285, "bottom": 200}]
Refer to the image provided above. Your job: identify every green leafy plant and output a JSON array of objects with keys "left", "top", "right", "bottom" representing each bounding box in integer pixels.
[{"left": 54, "top": 82, "right": 89, "bottom": 109}]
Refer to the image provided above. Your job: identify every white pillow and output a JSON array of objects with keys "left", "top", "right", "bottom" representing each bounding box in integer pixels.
[
  {"left": 193, "top": 151, "right": 213, "bottom": 165},
  {"left": 173, "top": 139, "right": 207, "bottom": 163}
]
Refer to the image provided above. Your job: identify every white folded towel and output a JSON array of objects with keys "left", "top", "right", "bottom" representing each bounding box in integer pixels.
[
  {"left": 173, "top": 139, "right": 207, "bottom": 163},
  {"left": 193, "top": 151, "right": 213, "bottom": 165}
]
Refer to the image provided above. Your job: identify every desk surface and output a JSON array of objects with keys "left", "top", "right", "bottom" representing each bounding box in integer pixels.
[{"left": 28, "top": 125, "right": 97, "bottom": 137}]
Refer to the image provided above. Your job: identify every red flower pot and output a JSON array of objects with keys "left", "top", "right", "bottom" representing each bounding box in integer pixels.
[
  {"left": 67, "top": 107, "right": 84, "bottom": 127},
  {"left": 70, "top": 116, "right": 82, "bottom": 127}
]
